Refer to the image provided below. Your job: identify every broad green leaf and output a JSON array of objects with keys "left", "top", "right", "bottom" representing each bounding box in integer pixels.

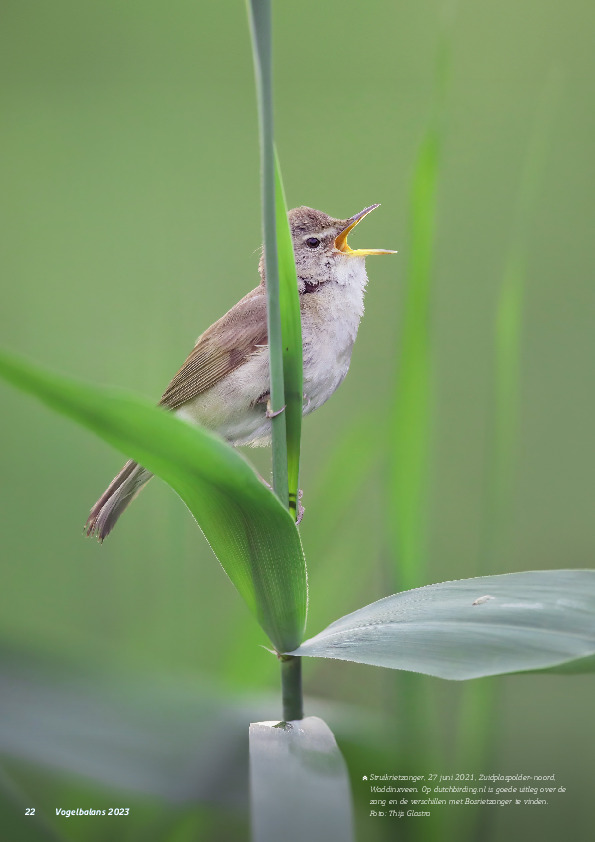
[
  {"left": 288, "top": 570, "right": 595, "bottom": 680},
  {"left": 250, "top": 717, "right": 354, "bottom": 842},
  {"left": 0, "top": 351, "right": 307, "bottom": 652},
  {"left": 275, "top": 150, "right": 303, "bottom": 520}
]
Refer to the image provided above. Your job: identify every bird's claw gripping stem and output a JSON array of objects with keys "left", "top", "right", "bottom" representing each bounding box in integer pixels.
[{"left": 266, "top": 400, "right": 286, "bottom": 419}]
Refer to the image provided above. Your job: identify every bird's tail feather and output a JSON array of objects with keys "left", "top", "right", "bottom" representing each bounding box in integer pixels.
[{"left": 86, "top": 460, "right": 153, "bottom": 541}]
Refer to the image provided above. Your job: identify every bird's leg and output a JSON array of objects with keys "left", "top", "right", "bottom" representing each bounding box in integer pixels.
[
  {"left": 254, "top": 392, "right": 286, "bottom": 419},
  {"left": 258, "top": 392, "right": 310, "bottom": 417}
]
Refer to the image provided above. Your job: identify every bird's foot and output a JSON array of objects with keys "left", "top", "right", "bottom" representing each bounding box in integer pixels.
[{"left": 266, "top": 399, "right": 286, "bottom": 419}]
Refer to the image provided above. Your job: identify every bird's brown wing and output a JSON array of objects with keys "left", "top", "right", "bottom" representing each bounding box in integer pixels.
[{"left": 159, "top": 287, "right": 268, "bottom": 410}]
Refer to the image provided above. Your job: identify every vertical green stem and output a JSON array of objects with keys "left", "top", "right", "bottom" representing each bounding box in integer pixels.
[
  {"left": 280, "top": 656, "right": 303, "bottom": 721},
  {"left": 246, "top": 0, "right": 288, "bottom": 507},
  {"left": 246, "top": 0, "right": 304, "bottom": 719}
]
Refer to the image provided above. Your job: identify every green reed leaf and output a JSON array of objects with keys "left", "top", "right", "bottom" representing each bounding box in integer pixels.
[
  {"left": 0, "top": 351, "right": 307, "bottom": 652},
  {"left": 388, "top": 125, "right": 440, "bottom": 592}
]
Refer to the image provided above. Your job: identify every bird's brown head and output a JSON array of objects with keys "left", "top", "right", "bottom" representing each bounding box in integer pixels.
[{"left": 259, "top": 205, "right": 396, "bottom": 290}]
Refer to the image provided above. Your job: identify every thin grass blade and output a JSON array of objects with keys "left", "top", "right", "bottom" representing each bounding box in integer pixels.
[
  {"left": 455, "top": 77, "right": 562, "bottom": 841},
  {"left": 388, "top": 45, "right": 447, "bottom": 592},
  {"left": 275, "top": 150, "right": 303, "bottom": 519},
  {"left": 386, "top": 41, "right": 450, "bottom": 815},
  {"left": 480, "top": 73, "right": 561, "bottom": 571}
]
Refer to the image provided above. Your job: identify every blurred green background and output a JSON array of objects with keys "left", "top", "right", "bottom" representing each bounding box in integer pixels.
[{"left": 1, "top": 1, "right": 594, "bottom": 840}]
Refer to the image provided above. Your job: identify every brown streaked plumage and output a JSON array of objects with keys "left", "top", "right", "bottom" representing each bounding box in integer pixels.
[
  {"left": 86, "top": 204, "right": 396, "bottom": 540},
  {"left": 160, "top": 289, "right": 268, "bottom": 410}
]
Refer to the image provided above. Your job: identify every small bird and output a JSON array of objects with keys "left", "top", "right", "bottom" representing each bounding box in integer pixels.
[{"left": 86, "top": 204, "right": 396, "bottom": 540}]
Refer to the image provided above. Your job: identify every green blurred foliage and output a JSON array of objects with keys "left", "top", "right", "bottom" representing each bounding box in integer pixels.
[{"left": 1, "top": 1, "right": 594, "bottom": 840}]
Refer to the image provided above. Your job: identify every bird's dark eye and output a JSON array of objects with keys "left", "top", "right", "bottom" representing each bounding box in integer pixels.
[{"left": 305, "top": 237, "right": 320, "bottom": 249}]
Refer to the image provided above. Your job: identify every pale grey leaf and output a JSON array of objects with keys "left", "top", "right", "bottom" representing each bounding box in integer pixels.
[{"left": 288, "top": 571, "right": 595, "bottom": 680}]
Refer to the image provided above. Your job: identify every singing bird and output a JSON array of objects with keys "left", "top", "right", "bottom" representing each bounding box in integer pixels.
[{"left": 86, "top": 204, "right": 396, "bottom": 540}]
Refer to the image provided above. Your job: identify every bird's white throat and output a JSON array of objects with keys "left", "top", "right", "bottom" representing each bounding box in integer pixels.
[{"left": 298, "top": 256, "right": 368, "bottom": 415}]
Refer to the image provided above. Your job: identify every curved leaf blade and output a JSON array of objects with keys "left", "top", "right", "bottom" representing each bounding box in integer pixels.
[
  {"left": 0, "top": 351, "right": 307, "bottom": 652},
  {"left": 288, "top": 570, "right": 595, "bottom": 680},
  {"left": 250, "top": 716, "right": 354, "bottom": 842},
  {"left": 275, "top": 150, "right": 303, "bottom": 520}
]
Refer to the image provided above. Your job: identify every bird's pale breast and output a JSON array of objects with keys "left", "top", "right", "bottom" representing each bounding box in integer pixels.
[{"left": 176, "top": 258, "right": 368, "bottom": 447}]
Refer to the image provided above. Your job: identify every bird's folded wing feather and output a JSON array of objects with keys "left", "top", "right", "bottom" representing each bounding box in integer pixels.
[{"left": 159, "top": 287, "right": 268, "bottom": 410}]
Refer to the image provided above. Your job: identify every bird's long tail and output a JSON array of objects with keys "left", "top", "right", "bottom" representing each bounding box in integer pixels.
[{"left": 86, "top": 460, "right": 153, "bottom": 541}]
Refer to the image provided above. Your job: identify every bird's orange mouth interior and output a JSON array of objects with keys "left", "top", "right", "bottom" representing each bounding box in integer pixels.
[{"left": 334, "top": 204, "right": 397, "bottom": 257}]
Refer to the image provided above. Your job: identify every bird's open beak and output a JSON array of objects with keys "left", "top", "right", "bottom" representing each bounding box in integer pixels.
[{"left": 334, "top": 204, "right": 397, "bottom": 257}]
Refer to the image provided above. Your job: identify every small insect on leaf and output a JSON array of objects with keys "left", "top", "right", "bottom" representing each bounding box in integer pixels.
[{"left": 472, "top": 595, "right": 496, "bottom": 606}]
